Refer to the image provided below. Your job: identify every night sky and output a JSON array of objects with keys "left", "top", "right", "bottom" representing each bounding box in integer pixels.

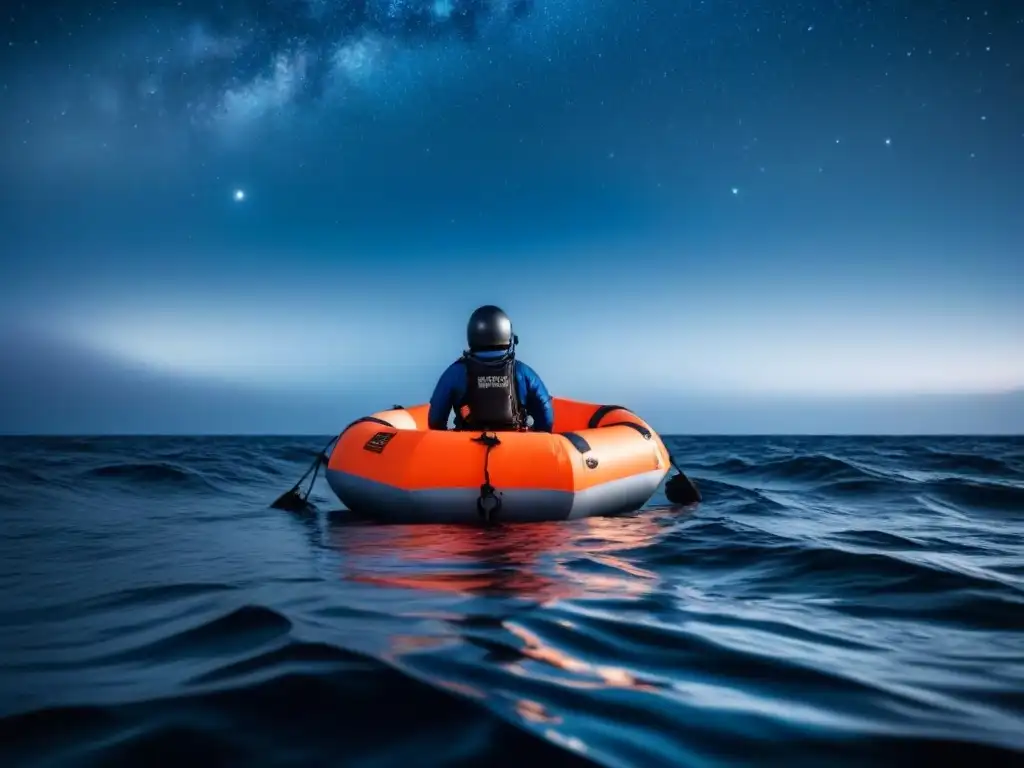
[{"left": 1, "top": 1, "right": 1021, "bottom": 434}]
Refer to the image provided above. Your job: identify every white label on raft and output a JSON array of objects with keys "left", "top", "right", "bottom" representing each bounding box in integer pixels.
[{"left": 477, "top": 375, "right": 510, "bottom": 389}]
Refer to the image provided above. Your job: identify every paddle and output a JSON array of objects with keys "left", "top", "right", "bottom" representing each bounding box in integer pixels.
[
  {"left": 664, "top": 454, "right": 702, "bottom": 505},
  {"left": 270, "top": 435, "right": 339, "bottom": 512}
]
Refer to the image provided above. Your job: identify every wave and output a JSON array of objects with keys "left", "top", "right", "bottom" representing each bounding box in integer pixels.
[
  {"left": 921, "top": 478, "right": 1024, "bottom": 515},
  {"left": 924, "top": 450, "right": 1019, "bottom": 476},
  {"left": 705, "top": 453, "right": 877, "bottom": 483},
  {"left": 84, "top": 460, "right": 203, "bottom": 483},
  {"left": 0, "top": 661, "right": 595, "bottom": 768}
]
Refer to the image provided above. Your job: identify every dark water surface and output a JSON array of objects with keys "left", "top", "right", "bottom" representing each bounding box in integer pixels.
[{"left": 2, "top": 435, "right": 1023, "bottom": 766}]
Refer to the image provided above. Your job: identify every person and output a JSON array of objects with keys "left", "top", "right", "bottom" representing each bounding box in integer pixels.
[{"left": 428, "top": 305, "right": 554, "bottom": 433}]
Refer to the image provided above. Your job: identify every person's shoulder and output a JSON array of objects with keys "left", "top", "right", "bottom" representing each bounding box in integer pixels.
[
  {"left": 430, "top": 360, "right": 458, "bottom": 380},
  {"left": 437, "top": 357, "right": 465, "bottom": 379},
  {"left": 515, "top": 359, "right": 544, "bottom": 381}
]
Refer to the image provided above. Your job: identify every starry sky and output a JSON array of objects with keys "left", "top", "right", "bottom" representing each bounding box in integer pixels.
[{"left": 1, "top": 0, "right": 1022, "bottom": 434}]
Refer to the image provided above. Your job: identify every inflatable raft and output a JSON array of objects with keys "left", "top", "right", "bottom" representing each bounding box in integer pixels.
[{"left": 324, "top": 398, "right": 672, "bottom": 523}]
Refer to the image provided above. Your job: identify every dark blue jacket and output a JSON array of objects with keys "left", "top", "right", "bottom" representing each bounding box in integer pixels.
[{"left": 428, "top": 349, "right": 554, "bottom": 432}]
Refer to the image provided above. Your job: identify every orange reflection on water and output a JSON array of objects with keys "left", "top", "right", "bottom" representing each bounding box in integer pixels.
[
  {"left": 326, "top": 512, "right": 669, "bottom": 603},
  {"left": 503, "top": 620, "right": 663, "bottom": 695},
  {"left": 326, "top": 513, "right": 681, "bottom": 758},
  {"left": 515, "top": 697, "right": 561, "bottom": 725},
  {"left": 387, "top": 633, "right": 453, "bottom": 654},
  {"left": 425, "top": 677, "right": 486, "bottom": 701}
]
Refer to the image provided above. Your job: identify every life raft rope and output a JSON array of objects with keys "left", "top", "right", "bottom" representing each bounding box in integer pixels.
[{"left": 471, "top": 431, "right": 503, "bottom": 523}]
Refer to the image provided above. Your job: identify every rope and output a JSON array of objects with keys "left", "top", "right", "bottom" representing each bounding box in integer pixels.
[{"left": 471, "top": 431, "right": 503, "bottom": 523}]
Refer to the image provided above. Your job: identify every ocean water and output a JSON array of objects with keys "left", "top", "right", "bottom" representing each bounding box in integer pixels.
[{"left": 1, "top": 435, "right": 1023, "bottom": 767}]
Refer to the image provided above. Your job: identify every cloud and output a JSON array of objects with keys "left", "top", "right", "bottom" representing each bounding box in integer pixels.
[
  {"left": 3, "top": 323, "right": 1020, "bottom": 435},
  {"left": 0, "top": 323, "right": 395, "bottom": 435},
  {"left": 628, "top": 390, "right": 1024, "bottom": 435},
  {"left": 49, "top": 301, "right": 438, "bottom": 390}
]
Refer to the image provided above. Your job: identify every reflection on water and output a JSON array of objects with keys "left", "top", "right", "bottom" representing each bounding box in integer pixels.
[
  {"left": 503, "top": 619, "right": 665, "bottom": 694},
  {"left": 321, "top": 507, "right": 687, "bottom": 759},
  {"left": 325, "top": 508, "right": 682, "bottom": 604}
]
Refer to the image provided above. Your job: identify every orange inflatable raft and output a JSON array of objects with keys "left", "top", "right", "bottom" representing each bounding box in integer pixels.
[{"left": 324, "top": 398, "right": 673, "bottom": 523}]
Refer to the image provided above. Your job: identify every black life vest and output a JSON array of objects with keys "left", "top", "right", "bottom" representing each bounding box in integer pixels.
[{"left": 455, "top": 353, "right": 525, "bottom": 431}]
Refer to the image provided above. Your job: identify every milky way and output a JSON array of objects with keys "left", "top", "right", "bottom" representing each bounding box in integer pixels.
[
  {"left": 176, "top": 0, "right": 543, "bottom": 116},
  {"left": 10, "top": 0, "right": 595, "bottom": 146}
]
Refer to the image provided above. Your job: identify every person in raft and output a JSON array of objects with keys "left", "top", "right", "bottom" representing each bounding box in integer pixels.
[{"left": 427, "top": 305, "right": 555, "bottom": 433}]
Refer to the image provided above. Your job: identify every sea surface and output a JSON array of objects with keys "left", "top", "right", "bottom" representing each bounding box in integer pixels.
[{"left": 1, "top": 435, "right": 1023, "bottom": 767}]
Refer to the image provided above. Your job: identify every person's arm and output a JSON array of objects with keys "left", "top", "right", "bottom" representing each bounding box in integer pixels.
[
  {"left": 427, "top": 362, "right": 460, "bottom": 430},
  {"left": 519, "top": 362, "right": 554, "bottom": 432}
]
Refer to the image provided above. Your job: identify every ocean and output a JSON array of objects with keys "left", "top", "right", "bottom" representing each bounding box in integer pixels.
[{"left": 1, "top": 435, "right": 1023, "bottom": 767}]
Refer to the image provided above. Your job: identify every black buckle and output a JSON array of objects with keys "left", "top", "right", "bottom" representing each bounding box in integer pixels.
[{"left": 471, "top": 432, "right": 501, "bottom": 447}]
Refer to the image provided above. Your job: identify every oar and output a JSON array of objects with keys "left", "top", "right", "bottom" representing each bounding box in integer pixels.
[
  {"left": 270, "top": 435, "right": 339, "bottom": 512},
  {"left": 663, "top": 452, "right": 702, "bottom": 505}
]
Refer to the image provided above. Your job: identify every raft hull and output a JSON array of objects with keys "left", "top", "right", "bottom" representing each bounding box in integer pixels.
[
  {"left": 325, "top": 466, "right": 666, "bottom": 524},
  {"left": 324, "top": 398, "right": 672, "bottom": 524}
]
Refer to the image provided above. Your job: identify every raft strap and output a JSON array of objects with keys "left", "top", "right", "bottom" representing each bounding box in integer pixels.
[
  {"left": 560, "top": 431, "right": 592, "bottom": 454},
  {"left": 471, "top": 432, "right": 503, "bottom": 523}
]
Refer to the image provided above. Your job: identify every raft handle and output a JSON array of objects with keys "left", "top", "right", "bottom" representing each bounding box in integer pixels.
[{"left": 587, "top": 404, "right": 630, "bottom": 429}]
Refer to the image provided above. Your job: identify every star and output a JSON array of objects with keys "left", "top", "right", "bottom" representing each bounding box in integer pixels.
[{"left": 233, "top": 189, "right": 245, "bottom": 202}]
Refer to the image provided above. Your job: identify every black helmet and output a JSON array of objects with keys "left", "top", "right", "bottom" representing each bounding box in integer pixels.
[{"left": 466, "top": 305, "right": 515, "bottom": 350}]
